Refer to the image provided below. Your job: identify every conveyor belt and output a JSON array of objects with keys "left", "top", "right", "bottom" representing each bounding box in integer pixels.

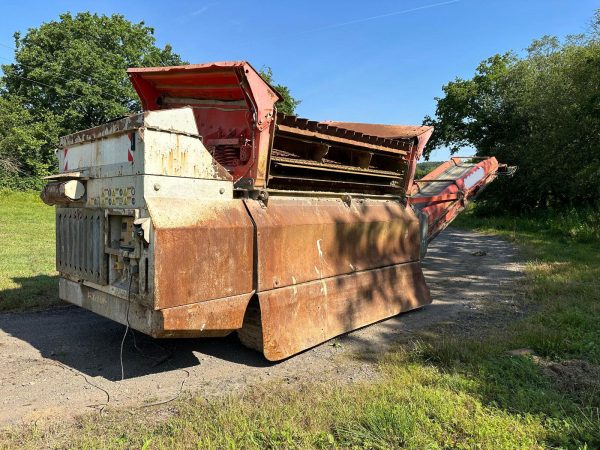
[
  {"left": 408, "top": 157, "right": 504, "bottom": 245},
  {"left": 411, "top": 163, "right": 477, "bottom": 200}
]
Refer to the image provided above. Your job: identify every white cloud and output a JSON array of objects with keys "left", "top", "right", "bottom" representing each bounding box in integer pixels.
[{"left": 191, "top": 6, "right": 209, "bottom": 16}]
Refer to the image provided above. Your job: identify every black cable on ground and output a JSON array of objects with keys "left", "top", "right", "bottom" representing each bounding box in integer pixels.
[{"left": 120, "top": 275, "right": 134, "bottom": 381}]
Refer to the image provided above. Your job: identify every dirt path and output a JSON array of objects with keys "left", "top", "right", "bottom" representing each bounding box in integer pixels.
[{"left": 0, "top": 228, "right": 523, "bottom": 424}]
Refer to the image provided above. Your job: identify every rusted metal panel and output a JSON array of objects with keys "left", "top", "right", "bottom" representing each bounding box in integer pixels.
[
  {"left": 245, "top": 197, "right": 421, "bottom": 292},
  {"left": 59, "top": 278, "right": 162, "bottom": 334},
  {"left": 148, "top": 197, "right": 254, "bottom": 310},
  {"left": 60, "top": 114, "right": 145, "bottom": 147},
  {"left": 59, "top": 131, "right": 139, "bottom": 176},
  {"left": 142, "top": 127, "right": 230, "bottom": 180},
  {"left": 58, "top": 108, "right": 230, "bottom": 182},
  {"left": 126, "top": 63, "right": 433, "bottom": 195},
  {"left": 128, "top": 62, "right": 281, "bottom": 188},
  {"left": 160, "top": 292, "right": 254, "bottom": 336},
  {"left": 61, "top": 277, "right": 253, "bottom": 338},
  {"left": 278, "top": 114, "right": 415, "bottom": 151},
  {"left": 403, "top": 126, "right": 434, "bottom": 193},
  {"left": 46, "top": 61, "right": 515, "bottom": 362},
  {"left": 276, "top": 123, "right": 409, "bottom": 155},
  {"left": 320, "top": 121, "right": 433, "bottom": 140},
  {"left": 257, "top": 261, "right": 431, "bottom": 361}
]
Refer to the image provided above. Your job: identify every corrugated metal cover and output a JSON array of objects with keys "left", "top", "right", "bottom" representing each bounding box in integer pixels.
[
  {"left": 56, "top": 208, "right": 107, "bottom": 285},
  {"left": 277, "top": 113, "right": 413, "bottom": 150},
  {"left": 320, "top": 121, "right": 433, "bottom": 140}
]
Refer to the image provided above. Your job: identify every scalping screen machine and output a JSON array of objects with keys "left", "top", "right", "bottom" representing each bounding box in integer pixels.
[{"left": 41, "top": 62, "right": 512, "bottom": 360}]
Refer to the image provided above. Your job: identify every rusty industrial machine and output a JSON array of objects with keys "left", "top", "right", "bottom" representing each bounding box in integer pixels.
[{"left": 41, "top": 62, "right": 510, "bottom": 361}]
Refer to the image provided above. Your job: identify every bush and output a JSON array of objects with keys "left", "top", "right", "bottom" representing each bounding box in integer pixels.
[{"left": 425, "top": 10, "right": 600, "bottom": 211}]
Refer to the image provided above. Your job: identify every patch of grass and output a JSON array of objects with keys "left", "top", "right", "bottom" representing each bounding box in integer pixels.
[
  {"left": 1, "top": 366, "right": 547, "bottom": 449},
  {"left": 454, "top": 207, "right": 600, "bottom": 364},
  {"left": 0, "top": 190, "right": 60, "bottom": 312},
  {"left": 1, "top": 199, "right": 599, "bottom": 448}
]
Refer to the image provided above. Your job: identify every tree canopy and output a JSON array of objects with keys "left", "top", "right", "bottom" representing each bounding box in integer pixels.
[
  {"left": 424, "top": 11, "right": 600, "bottom": 211},
  {"left": 260, "top": 67, "right": 301, "bottom": 115},
  {"left": 0, "top": 12, "right": 185, "bottom": 187},
  {"left": 0, "top": 12, "right": 299, "bottom": 188}
]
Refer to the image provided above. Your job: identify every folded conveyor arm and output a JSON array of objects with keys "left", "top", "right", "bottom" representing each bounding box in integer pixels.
[{"left": 409, "top": 156, "right": 515, "bottom": 246}]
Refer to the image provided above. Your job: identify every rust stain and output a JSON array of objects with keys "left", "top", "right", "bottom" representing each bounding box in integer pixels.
[
  {"left": 60, "top": 114, "right": 145, "bottom": 147},
  {"left": 258, "top": 261, "right": 431, "bottom": 361},
  {"left": 160, "top": 292, "right": 254, "bottom": 335},
  {"left": 245, "top": 197, "right": 421, "bottom": 291},
  {"left": 149, "top": 198, "right": 255, "bottom": 310},
  {"left": 321, "top": 121, "right": 433, "bottom": 140}
]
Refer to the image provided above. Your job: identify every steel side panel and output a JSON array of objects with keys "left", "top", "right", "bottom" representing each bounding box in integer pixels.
[
  {"left": 59, "top": 278, "right": 161, "bottom": 335},
  {"left": 148, "top": 198, "right": 254, "bottom": 309},
  {"left": 160, "top": 292, "right": 254, "bottom": 335},
  {"left": 258, "top": 261, "right": 431, "bottom": 361},
  {"left": 245, "top": 197, "right": 421, "bottom": 291},
  {"left": 59, "top": 278, "right": 251, "bottom": 338}
]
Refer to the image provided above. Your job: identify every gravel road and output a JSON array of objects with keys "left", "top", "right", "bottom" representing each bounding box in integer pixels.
[{"left": 0, "top": 228, "right": 522, "bottom": 424}]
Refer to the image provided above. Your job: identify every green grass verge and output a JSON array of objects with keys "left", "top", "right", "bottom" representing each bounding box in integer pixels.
[
  {"left": 0, "top": 190, "right": 60, "bottom": 312},
  {"left": 1, "top": 198, "right": 599, "bottom": 448},
  {"left": 453, "top": 207, "right": 600, "bottom": 364}
]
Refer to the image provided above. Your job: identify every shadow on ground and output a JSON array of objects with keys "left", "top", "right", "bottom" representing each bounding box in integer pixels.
[
  {"left": 0, "top": 277, "right": 271, "bottom": 382},
  {"left": 0, "top": 228, "right": 518, "bottom": 382}
]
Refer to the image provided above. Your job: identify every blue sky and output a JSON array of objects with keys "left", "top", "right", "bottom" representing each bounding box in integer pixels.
[{"left": 0, "top": 0, "right": 597, "bottom": 160}]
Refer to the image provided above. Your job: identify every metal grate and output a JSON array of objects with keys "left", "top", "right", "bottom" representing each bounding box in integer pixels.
[{"left": 56, "top": 208, "right": 107, "bottom": 285}]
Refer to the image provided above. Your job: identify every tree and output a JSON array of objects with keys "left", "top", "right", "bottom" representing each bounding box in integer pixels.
[
  {"left": 415, "top": 161, "right": 443, "bottom": 179},
  {"left": 0, "top": 12, "right": 184, "bottom": 183},
  {"left": 2, "top": 12, "right": 184, "bottom": 133},
  {"left": 424, "top": 12, "right": 600, "bottom": 211},
  {"left": 0, "top": 12, "right": 301, "bottom": 188},
  {"left": 0, "top": 95, "right": 60, "bottom": 189},
  {"left": 260, "top": 67, "right": 301, "bottom": 115}
]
